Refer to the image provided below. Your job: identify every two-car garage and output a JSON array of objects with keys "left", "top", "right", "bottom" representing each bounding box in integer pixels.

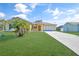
[{"left": 43, "top": 23, "right": 57, "bottom": 31}]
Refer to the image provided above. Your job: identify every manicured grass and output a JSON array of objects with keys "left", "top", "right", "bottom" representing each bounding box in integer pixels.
[
  {"left": 0, "top": 32, "right": 77, "bottom": 56},
  {"left": 66, "top": 32, "right": 79, "bottom": 36}
]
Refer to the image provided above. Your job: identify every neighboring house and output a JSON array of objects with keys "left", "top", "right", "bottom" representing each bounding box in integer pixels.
[
  {"left": 0, "top": 21, "right": 5, "bottom": 31},
  {"left": 31, "top": 20, "right": 57, "bottom": 32},
  {"left": 0, "top": 22, "right": 3, "bottom": 31},
  {"left": 0, "top": 23, "right": 11, "bottom": 31},
  {"left": 5, "top": 24, "right": 10, "bottom": 31},
  {"left": 0, "top": 19, "right": 10, "bottom": 31},
  {"left": 57, "top": 25, "right": 63, "bottom": 31},
  {"left": 63, "top": 22, "right": 79, "bottom": 32},
  {"left": 0, "top": 20, "right": 15, "bottom": 31}
]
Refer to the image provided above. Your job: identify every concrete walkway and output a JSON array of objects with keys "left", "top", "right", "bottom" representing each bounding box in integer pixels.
[{"left": 45, "top": 31, "right": 79, "bottom": 55}]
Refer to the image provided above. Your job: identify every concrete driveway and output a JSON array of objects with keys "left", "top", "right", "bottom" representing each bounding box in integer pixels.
[{"left": 45, "top": 31, "right": 79, "bottom": 55}]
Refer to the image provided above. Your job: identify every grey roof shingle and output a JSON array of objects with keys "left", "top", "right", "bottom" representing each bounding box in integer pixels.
[
  {"left": 66, "top": 22, "right": 79, "bottom": 25},
  {"left": 33, "top": 21, "right": 56, "bottom": 25}
]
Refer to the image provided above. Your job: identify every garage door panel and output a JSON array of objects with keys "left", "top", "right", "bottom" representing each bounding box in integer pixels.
[{"left": 43, "top": 25, "right": 55, "bottom": 31}]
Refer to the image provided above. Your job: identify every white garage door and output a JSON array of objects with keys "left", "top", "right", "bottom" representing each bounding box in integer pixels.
[{"left": 43, "top": 25, "right": 55, "bottom": 31}]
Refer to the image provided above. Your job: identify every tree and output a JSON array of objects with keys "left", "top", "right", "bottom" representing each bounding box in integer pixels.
[{"left": 10, "top": 17, "right": 31, "bottom": 37}]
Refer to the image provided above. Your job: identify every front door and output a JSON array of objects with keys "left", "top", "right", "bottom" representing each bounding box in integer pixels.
[{"left": 38, "top": 25, "right": 41, "bottom": 31}]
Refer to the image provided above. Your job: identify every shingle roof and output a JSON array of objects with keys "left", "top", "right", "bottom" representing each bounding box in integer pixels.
[
  {"left": 33, "top": 21, "right": 57, "bottom": 25},
  {"left": 66, "top": 22, "right": 79, "bottom": 25}
]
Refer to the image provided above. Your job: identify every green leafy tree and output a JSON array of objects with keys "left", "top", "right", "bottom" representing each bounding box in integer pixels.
[{"left": 10, "top": 17, "right": 31, "bottom": 37}]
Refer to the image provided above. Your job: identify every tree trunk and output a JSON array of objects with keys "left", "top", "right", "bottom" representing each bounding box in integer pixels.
[{"left": 16, "top": 26, "right": 25, "bottom": 37}]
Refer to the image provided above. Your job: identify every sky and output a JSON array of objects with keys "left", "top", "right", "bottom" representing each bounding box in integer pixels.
[{"left": 0, "top": 3, "right": 79, "bottom": 26}]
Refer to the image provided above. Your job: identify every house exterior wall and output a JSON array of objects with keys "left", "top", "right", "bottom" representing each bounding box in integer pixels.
[
  {"left": 5, "top": 24, "right": 9, "bottom": 31},
  {"left": 0, "top": 27, "right": 3, "bottom": 31},
  {"left": 0, "top": 22, "right": 4, "bottom": 31},
  {"left": 0, "top": 26, "right": 3, "bottom": 31},
  {"left": 60, "top": 28, "right": 63, "bottom": 31},
  {"left": 32, "top": 24, "right": 44, "bottom": 32},
  {"left": 77, "top": 24, "right": 79, "bottom": 32},
  {"left": 29, "top": 25, "right": 32, "bottom": 31},
  {"left": 32, "top": 24, "right": 56, "bottom": 31},
  {"left": 63, "top": 23, "right": 79, "bottom": 32}
]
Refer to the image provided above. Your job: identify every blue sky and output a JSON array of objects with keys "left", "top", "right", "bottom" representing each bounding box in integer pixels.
[{"left": 0, "top": 3, "right": 79, "bottom": 26}]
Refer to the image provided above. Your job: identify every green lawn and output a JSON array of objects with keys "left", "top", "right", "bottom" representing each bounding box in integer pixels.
[
  {"left": 66, "top": 32, "right": 79, "bottom": 36},
  {"left": 0, "top": 32, "right": 77, "bottom": 56}
]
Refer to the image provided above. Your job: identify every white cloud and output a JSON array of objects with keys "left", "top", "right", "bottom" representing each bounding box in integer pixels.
[
  {"left": 44, "top": 8, "right": 64, "bottom": 20},
  {"left": 67, "top": 9, "right": 76, "bottom": 13},
  {"left": 0, "top": 12, "right": 5, "bottom": 18},
  {"left": 44, "top": 17, "right": 72, "bottom": 26},
  {"left": 69, "top": 14, "right": 79, "bottom": 22},
  {"left": 30, "top": 3, "right": 38, "bottom": 9},
  {"left": 45, "top": 8, "right": 63, "bottom": 16},
  {"left": 12, "top": 14, "right": 29, "bottom": 20},
  {"left": 14, "top": 3, "right": 32, "bottom": 13},
  {"left": 52, "top": 8, "right": 60, "bottom": 16},
  {"left": 43, "top": 7, "right": 79, "bottom": 26},
  {"left": 74, "top": 14, "right": 79, "bottom": 19},
  {"left": 66, "top": 9, "right": 77, "bottom": 16},
  {"left": 53, "top": 16, "right": 58, "bottom": 19},
  {"left": 63, "top": 9, "right": 79, "bottom": 22},
  {"left": 44, "top": 8, "right": 53, "bottom": 14}
]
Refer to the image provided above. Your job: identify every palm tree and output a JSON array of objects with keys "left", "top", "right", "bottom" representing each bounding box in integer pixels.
[{"left": 10, "top": 17, "right": 31, "bottom": 37}]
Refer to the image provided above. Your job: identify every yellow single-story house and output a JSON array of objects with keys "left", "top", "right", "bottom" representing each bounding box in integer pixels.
[{"left": 30, "top": 20, "right": 57, "bottom": 32}]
